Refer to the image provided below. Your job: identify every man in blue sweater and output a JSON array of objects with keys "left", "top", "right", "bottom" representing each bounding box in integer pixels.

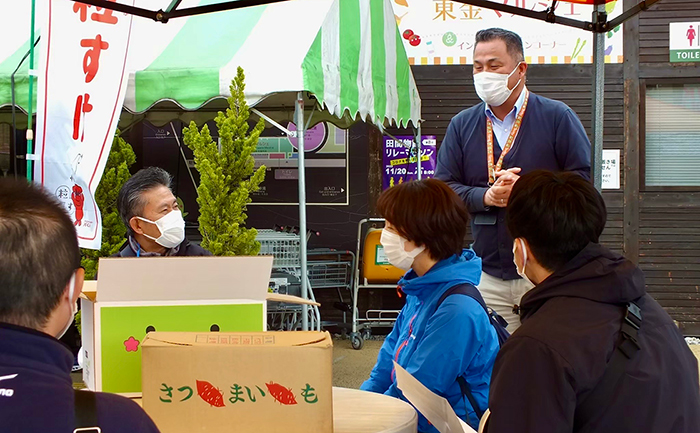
[
  {"left": 435, "top": 28, "right": 591, "bottom": 332},
  {"left": 0, "top": 178, "right": 160, "bottom": 433}
]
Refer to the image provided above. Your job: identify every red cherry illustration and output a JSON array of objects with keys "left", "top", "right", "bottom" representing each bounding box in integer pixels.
[
  {"left": 402, "top": 29, "right": 414, "bottom": 40},
  {"left": 409, "top": 35, "right": 421, "bottom": 46}
]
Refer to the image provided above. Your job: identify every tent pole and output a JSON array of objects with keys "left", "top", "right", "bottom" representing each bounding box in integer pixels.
[
  {"left": 416, "top": 123, "right": 422, "bottom": 180},
  {"left": 295, "top": 92, "right": 309, "bottom": 331},
  {"left": 26, "top": 0, "right": 37, "bottom": 181},
  {"left": 591, "top": 4, "right": 606, "bottom": 192}
]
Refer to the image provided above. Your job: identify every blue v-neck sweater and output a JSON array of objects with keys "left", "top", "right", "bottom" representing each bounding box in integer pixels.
[{"left": 436, "top": 92, "right": 591, "bottom": 280}]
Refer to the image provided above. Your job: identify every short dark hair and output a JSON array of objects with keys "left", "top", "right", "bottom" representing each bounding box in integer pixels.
[
  {"left": 117, "top": 167, "right": 172, "bottom": 234},
  {"left": 506, "top": 170, "right": 606, "bottom": 271},
  {"left": 0, "top": 178, "right": 81, "bottom": 328},
  {"left": 377, "top": 179, "right": 469, "bottom": 261},
  {"left": 475, "top": 28, "right": 525, "bottom": 62}
]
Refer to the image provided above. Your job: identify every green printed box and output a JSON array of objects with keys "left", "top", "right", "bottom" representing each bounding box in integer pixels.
[{"left": 80, "top": 256, "right": 273, "bottom": 396}]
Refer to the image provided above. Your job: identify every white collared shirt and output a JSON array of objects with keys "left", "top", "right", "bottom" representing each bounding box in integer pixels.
[{"left": 485, "top": 86, "right": 528, "bottom": 149}]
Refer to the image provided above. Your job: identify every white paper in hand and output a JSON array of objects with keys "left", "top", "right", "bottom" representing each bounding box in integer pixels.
[{"left": 393, "top": 361, "right": 476, "bottom": 433}]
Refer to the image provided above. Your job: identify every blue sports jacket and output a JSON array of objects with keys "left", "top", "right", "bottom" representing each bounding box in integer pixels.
[{"left": 360, "top": 250, "right": 500, "bottom": 431}]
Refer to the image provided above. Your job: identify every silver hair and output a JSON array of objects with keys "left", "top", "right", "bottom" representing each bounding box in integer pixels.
[{"left": 117, "top": 167, "right": 172, "bottom": 235}]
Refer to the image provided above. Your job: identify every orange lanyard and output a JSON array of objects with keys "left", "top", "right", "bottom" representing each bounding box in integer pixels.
[{"left": 486, "top": 90, "right": 529, "bottom": 185}]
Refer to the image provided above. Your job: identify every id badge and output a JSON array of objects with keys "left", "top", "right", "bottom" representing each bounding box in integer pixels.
[{"left": 473, "top": 212, "right": 497, "bottom": 226}]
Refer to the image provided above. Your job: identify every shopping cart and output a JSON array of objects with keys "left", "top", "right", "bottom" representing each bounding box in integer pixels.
[
  {"left": 256, "top": 228, "right": 321, "bottom": 331},
  {"left": 350, "top": 218, "right": 405, "bottom": 350},
  {"left": 307, "top": 249, "right": 356, "bottom": 331}
]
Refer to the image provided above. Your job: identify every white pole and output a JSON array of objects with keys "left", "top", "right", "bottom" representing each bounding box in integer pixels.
[
  {"left": 295, "top": 93, "right": 309, "bottom": 331},
  {"left": 416, "top": 123, "right": 422, "bottom": 180}
]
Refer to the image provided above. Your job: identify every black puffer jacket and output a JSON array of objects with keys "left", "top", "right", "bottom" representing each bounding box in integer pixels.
[{"left": 485, "top": 243, "right": 700, "bottom": 433}]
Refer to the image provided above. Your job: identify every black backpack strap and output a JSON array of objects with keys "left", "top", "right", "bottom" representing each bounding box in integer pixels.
[
  {"left": 573, "top": 302, "right": 642, "bottom": 431},
  {"left": 457, "top": 376, "right": 485, "bottom": 420},
  {"left": 74, "top": 390, "right": 101, "bottom": 433},
  {"left": 436, "top": 283, "right": 486, "bottom": 312},
  {"left": 436, "top": 283, "right": 489, "bottom": 420}
]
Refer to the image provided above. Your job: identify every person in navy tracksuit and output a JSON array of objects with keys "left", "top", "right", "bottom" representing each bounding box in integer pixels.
[
  {"left": 361, "top": 179, "right": 500, "bottom": 431},
  {"left": 0, "top": 178, "right": 159, "bottom": 433}
]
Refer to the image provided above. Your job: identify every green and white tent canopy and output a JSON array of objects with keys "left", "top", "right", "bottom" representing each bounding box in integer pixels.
[{"left": 0, "top": 0, "right": 421, "bottom": 129}]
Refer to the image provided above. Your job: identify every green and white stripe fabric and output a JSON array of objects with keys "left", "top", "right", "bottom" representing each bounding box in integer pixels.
[
  {"left": 0, "top": 0, "right": 421, "bottom": 129},
  {"left": 302, "top": 0, "right": 420, "bottom": 128}
]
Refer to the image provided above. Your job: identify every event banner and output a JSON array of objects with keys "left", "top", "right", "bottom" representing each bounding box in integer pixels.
[
  {"left": 382, "top": 136, "right": 436, "bottom": 190},
  {"left": 35, "top": 0, "right": 134, "bottom": 249},
  {"left": 394, "top": 0, "right": 623, "bottom": 65}
]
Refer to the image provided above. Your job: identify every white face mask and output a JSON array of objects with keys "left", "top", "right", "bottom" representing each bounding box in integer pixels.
[
  {"left": 474, "top": 62, "right": 523, "bottom": 107},
  {"left": 380, "top": 229, "right": 425, "bottom": 271},
  {"left": 136, "top": 209, "right": 185, "bottom": 249},
  {"left": 513, "top": 238, "right": 535, "bottom": 287},
  {"left": 58, "top": 273, "right": 78, "bottom": 339}
]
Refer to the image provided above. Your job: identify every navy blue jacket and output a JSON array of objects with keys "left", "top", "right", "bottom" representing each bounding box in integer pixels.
[
  {"left": 435, "top": 92, "right": 591, "bottom": 280},
  {"left": 0, "top": 323, "right": 160, "bottom": 433},
  {"left": 114, "top": 237, "right": 211, "bottom": 257},
  {"left": 361, "top": 251, "right": 499, "bottom": 431}
]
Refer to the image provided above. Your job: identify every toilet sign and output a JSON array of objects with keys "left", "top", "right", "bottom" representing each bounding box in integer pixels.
[{"left": 670, "top": 22, "right": 700, "bottom": 63}]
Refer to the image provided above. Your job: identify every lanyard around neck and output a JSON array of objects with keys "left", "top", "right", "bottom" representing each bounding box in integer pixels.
[{"left": 486, "top": 90, "right": 529, "bottom": 185}]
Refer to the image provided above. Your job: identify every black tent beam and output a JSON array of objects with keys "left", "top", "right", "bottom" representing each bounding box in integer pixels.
[
  {"left": 452, "top": 0, "right": 660, "bottom": 33},
  {"left": 608, "top": 0, "right": 660, "bottom": 30},
  {"left": 69, "top": 0, "right": 290, "bottom": 23},
  {"left": 164, "top": 0, "right": 184, "bottom": 13},
  {"left": 164, "top": 0, "right": 291, "bottom": 21},
  {"left": 71, "top": 0, "right": 658, "bottom": 27},
  {"left": 452, "top": 0, "right": 588, "bottom": 31},
  {"left": 68, "top": 0, "right": 159, "bottom": 21}
]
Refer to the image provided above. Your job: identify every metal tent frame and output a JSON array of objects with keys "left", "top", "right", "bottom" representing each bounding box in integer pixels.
[
  {"left": 67, "top": 0, "right": 662, "bottom": 191},
  {"left": 38, "top": 0, "right": 657, "bottom": 331},
  {"left": 34, "top": 0, "right": 420, "bottom": 332}
]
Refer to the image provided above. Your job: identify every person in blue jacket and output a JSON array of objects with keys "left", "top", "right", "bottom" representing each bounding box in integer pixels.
[{"left": 360, "top": 178, "right": 500, "bottom": 431}]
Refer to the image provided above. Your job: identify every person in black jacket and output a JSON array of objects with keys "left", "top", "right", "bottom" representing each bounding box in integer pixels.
[
  {"left": 115, "top": 167, "right": 210, "bottom": 257},
  {"left": 0, "top": 178, "right": 160, "bottom": 433},
  {"left": 481, "top": 170, "right": 700, "bottom": 433}
]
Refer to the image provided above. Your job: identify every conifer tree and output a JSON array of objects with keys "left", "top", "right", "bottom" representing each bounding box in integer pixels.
[
  {"left": 183, "top": 67, "right": 265, "bottom": 256},
  {"left": 81, "top": 131, "right": 136, "bottom": 279}
]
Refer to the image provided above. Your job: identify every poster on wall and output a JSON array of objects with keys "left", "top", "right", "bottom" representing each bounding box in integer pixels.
[
  {"left": 251, "top": 122, "right": 349, "bottom": 205},
  {"left": 670, "top": 22, "right": 700, "bottom": 63},
  {"left": 394, "top": 0, "right": 624, "bottom": 66},
  {"left": 34, "top": 0, "right": 134, "bottom": 249},
  {"left": 601, "top": 149, "right": 620, "bottom": 190},
  {"left": 382, "top": 136, "right": 437, "bottom": 190}
]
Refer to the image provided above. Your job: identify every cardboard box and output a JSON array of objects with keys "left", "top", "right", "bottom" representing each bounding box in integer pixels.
[
  {"left": 142, "top": 331, "right": 334, "bottom": 433},
  {"left": 80, "top": 256, "right": 273, "bottom": 395}
]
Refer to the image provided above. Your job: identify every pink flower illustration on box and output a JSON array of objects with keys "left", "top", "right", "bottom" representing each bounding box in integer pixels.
[{"left": 124, "top": 336, "right": 140, "bottom": 352}]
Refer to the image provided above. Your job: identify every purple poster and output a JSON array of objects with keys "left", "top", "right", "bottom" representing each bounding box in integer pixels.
[{"left": 382, "top": 136, "right": 437, "bottom": 190}]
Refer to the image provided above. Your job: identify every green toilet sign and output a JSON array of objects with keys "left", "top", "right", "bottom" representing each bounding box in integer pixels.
[{"left": 670, "top": 22, "right": 700, "bottom": 63}]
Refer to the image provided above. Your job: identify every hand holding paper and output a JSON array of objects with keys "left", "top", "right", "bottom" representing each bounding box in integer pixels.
[{"left": 393, "top": 361, "right": 477, "bottom": 433}]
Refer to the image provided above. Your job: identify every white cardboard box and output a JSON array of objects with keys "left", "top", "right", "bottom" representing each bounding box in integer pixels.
[{"left": 80, "top": 256, "right": 273, "bottom": 396}]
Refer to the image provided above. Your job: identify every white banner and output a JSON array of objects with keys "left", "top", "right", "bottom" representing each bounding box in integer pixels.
[
  {"left": 395, "top": 0, "right": 624, "bottom": 65},
  {"left": 35, "top": 0, "right": 134, "bottom": 249}
]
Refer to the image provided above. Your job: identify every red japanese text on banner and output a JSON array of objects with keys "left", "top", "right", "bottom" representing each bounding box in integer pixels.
[{"left": 34, "top": 0, "right": 134, "bottom": 249}]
